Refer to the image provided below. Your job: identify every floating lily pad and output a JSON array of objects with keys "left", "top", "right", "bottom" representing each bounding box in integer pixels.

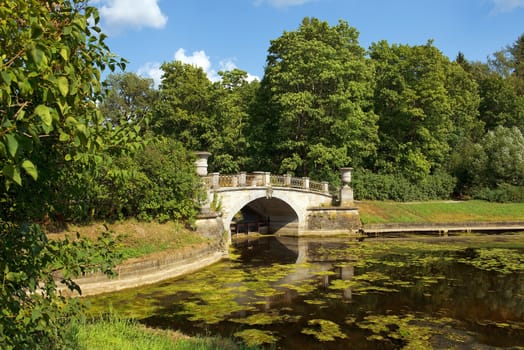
[
  {"left": 234, "top": 329, "right": 278, "bottom": 346},
  {"left": 302, "top": 319, "right": 347, "bottom": 341}
]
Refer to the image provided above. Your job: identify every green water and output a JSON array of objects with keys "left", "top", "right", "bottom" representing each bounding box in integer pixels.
[{"left": 89, "top": 235, "right": 524, "bottom": 349}]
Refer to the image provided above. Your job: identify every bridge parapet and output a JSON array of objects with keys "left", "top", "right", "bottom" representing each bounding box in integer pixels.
[{"left": 202, "top": 172, "right": 330, "bottom": 194}]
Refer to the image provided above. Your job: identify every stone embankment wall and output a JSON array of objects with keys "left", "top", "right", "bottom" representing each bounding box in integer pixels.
[
  {"left": 305, "top": 207, "right": 362, "bottom": 235},
  {"left": 62, "top": 243, "right": 226, "bottom": 297}
]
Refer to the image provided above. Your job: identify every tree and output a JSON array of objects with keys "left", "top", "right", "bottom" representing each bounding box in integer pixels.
[
  {"left": 208, "top": 69, "right": 259, "bottom": 173},
  {"left": 254, "top": 17, "right": 378, "bottom": 181},
  {"left": 0, "top": 1, "right": 126, "bottom": 347},
  {"left": 471, "top": 126, "right": 524, "bottom": 188},
  {"left": 370, "top": 40, "right": 460, "bottom": 180},
  {"left": 100, "top": 72, "right": 157, "bottom": 127},
  {"left": 152, "top": 61, "right": 214, "bottom": 151}
]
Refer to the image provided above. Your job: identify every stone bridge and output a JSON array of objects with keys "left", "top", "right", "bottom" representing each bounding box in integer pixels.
[{"left": 194, "top": 153, "right": 361, "bottom": 240}]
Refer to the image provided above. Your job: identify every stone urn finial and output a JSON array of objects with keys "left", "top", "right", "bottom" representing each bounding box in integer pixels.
[
  {"left": 339, "top": 167, "right": 354, "bottom": 206},
  {"left": 195, "top": 151, "right": 211, "bottom": 176},
  {"left": 340, "top": 167, "right": 353, "bottom": 186}
]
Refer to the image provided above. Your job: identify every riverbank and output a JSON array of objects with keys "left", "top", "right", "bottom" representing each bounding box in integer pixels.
[
  {"left": 52, "top": 200, "right": 524, "bottom": 296},
  {"left": 357, "top": 200, "right": 524, "bottom": 224}
]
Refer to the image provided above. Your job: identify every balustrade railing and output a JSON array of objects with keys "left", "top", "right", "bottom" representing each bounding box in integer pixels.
[{"left": 202, "top": 172, "right": 330, "bottom": 194}]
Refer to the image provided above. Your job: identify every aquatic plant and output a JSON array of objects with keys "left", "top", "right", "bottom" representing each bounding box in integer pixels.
[
  {"left": 301, "top": 319, "right": 348, "bottom": 341},
  {"left": 233, "top": 329, "right": 278, "bottom": 346}
]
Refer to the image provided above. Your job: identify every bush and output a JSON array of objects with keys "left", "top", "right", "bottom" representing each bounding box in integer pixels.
[
  {"left": 352, "top": 169, "right": 456, "bottom": 201},
  {"left": 471, "top": 183, "right": 524, "bottom": 203}
]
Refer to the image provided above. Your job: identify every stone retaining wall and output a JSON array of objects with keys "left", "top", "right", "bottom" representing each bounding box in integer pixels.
[
  {"left": 305, "top": 207, "right": 362, "bottom": 235},
  {"left": 61, "top": 243, "right": 226, "bottom": 297}
]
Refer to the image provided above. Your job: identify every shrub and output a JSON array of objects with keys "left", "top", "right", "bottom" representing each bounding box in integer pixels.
[
  {"left": 471, "top": 183, "right": 524, "bottom": 203},
  {"left": 352, "top": 169, "right": 456, "bottom": 201}
]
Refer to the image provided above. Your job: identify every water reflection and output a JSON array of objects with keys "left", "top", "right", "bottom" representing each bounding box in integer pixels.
[{"left": 91, "top": 236, "right": 524, "bottom": 349}]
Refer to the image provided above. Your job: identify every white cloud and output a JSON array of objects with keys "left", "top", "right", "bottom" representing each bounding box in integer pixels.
[
  {"left": 99, "top": 0, "right": 167, "bottom": 30},
  {"left": 254, "top": 0, "right": 314, "bottom": 7},
  {"left": 218, "top": 59, "right": 260, "bottom": 82},
  {"left": 174, "top": 49, "right": 212, "bottom": 73},
  {"left": 137, "top": 49, "right": 260, "bottom": 87},
  {"left": 491, "top": 0, "right": 524, "bottom": 13},
  {"left": 137, "top": 62, "right": 163, "bottom": 88}
]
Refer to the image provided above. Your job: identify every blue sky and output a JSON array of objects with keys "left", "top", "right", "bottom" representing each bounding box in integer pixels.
[{"left": 93, "top": 0, "right": 524, "bottom": 86}]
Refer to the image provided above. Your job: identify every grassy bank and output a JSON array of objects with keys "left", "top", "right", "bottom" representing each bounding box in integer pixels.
[
  {"left": 48, "top": 219, "right": 209, "bottom": 261},
  {"left": 358, "top": 200, "right": 524, "bottom": 224},
  {"left": 75, "top": 316, "right": 257, "bottom": 350}
]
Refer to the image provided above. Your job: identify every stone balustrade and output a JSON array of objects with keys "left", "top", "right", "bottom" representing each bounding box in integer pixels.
[{"left": 202, "top": 172, "right": 330, "bottom": 194}]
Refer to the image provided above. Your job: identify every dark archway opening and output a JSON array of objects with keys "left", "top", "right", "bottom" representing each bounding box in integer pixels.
[{"left": 230, "top": 197, "right": 299, "bottom": 236}]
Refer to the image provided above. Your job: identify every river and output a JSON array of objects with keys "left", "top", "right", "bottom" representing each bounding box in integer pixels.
[{"left": 89, "top": 234, "right": 524, "bottom": 349}]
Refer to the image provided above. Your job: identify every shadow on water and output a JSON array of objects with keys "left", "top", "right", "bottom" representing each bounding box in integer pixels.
[{"left": 92, "top": 235, "right": 524, "bottom": 349}]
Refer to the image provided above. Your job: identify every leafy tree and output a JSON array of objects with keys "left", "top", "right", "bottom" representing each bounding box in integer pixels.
[
  {"left": 0, "top": 0, "right": 126, "bottom": 189},
  {"left": 472, "top": 67, "right": 524, "bottom": 132},
  {"left": 153, "top": 61, "right": 214, "bottom": 150},
  {"left": 471, "top": 126, "right": 524, "bottom": 188},
  {"left": 254, "top": 17, "right": 378, "bottom": 181},
  {"left": 100, "top": 72, "right": 157, "bottom": 127},
  {"left": 208, "top": 69, "right": 259, "bottom": 173},
  {"left": 370, "top": 40, "right": 459, "bottom": 180},
  {"left": 0, "top": 1, "right": 127, "bottom": 347}
]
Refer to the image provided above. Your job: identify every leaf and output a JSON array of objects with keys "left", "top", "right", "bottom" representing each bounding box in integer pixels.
[
  {"left": 1, "top": 71, "right": 13, "bottom": 85},
  {"left": 30, "top": 47, "right": 48, "bottom": 69},
  {"left": 60, "top": 47, "right": 69, "bottom": 61},
  {"left": 57, "top": 76, "right": 69, "bottom": 97},
  {"left": 21, "top": 160, "right": 38, "bottom": 181},
  {"left": 34, "top": 105, "right": 52, "bottom": 127},
  {"left": 5, "top": 134, "right": 18, "bottom": 158},
  {"left": 3, "top": 164, "right": 22, "bottom": 186},
  {"left": 59, "top": 132, "right": 69, "bottom": 142}
]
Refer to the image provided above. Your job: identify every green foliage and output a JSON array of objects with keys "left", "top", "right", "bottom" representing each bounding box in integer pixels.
[
  {"left": 471, "top": 183, "right": 524, "bottom": 203},
  {"left": 100, "top": 72, "right": 157, "bottom": 127},
  {"left": 51, "top": 137, "right": 202, "bottom": 222},
  {"left": 370, "top": 40, "right": 463, "bottom": 180},
  {"left": 0, "top": 0, "right": 126, "bottom": 189},
  {"left": 0, "top": 221, "right": 121, "bottom": 349},
  {"left": 153, "top": 61, "right": 214, "bottom": 150},
  {"left": 208, "top": 69, "right": 259, "bottom": 173},
  {"left": 352, "top": 169, "right": 456, "bottom": 201},
  {"left": 254, "top": 17, "right": 378, "bottom": 179}
]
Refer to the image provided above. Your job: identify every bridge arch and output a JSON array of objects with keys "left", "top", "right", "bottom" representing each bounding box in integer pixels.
[
  {"left": 211, "top": 186, "right": 333, "bottom": 240},
  {"left": 223, "top": 191, "right": 300, "bottom": 235}
]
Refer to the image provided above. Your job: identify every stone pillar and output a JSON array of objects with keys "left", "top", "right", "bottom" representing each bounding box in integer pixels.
[
  {"left": 252, "top": 171, "right": 264, "bottom": 186},
  {"left": 284, "top": 174, "right": 291, "bottom": 187},
  {"left": 231, "top": 175, "right": 238, "bottom": 187},
  {"left": 194, "top": 151, "right": 211, "bottom": 176},
  {"left": 195, "top": 152, "right": 211, "bottom": 214},
  {"left": 339, "top": 167, "right": 354, "bottom": 206},
  {"left": 239, "top": 172, "right": 247, "bottom": 187},
  {"left": 264, "top": 172, "right": 271, "bottom": 186},
  {"left": 322, "top": 181, "right": 329, "bottom": 193},
  {"left": 211, "top": 172, "right": 220, "bottom": 189},
  {"left": 303, "top": 177, "right": 310, "bottom": 190}
]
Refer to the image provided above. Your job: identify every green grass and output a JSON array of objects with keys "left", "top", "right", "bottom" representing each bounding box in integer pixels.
[
  {"left": 358, "top": 200, "right": 524, "bottom": 224},
  {"left": 75, "top": 316, "right": 258, "bottom": 350}
]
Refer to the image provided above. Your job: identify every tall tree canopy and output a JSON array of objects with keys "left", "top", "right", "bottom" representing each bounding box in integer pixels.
[
  {"left": 100, "top": 72, "right": 157, "bottom": 128},
  {"left": 254, "top": 17, "right": 378, "bottom": 181},
  {"left": 209, "top": 69, "right": 258, "bottom": 173},
  {"left": 370, "top": 40, "right": 474, "bottom": 180},
  {"left": 153, "top": 61, "right": 214, "bottom": 150}
]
